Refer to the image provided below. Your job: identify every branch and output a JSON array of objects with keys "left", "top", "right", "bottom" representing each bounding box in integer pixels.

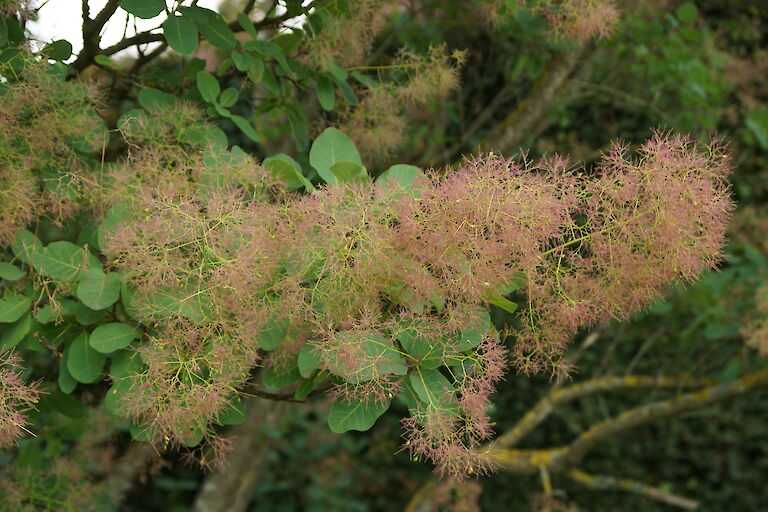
[
  {"left": 495, "top": 374, "right": 715, "bottom": 448},
  {"left": 99, "top": 442, "right": 157, "bottom": 503},
  {"left": 100, "top": 31, "right": 165, "bottom": 57},
  {"left": 243, "top": 0, "right": 259, "bottom": 15},
  {"left": 192, "top": 398, "right": 291, "bottom": 512},
  {"left": 76, "top": 0, "right": 121, "bottom": 72},
  {"left": 407, "top": 369, "right": 768, "bottom": 510},
  {"left": 477, "top": 44, "right": 593, "bottom": 155},
  {"left": 567, "top": 469, "right": 699, "bottom": 510},
  {"left": 75, "top": 0, "right": 327, "bottom": 72},
  {"left": 131, "top": 41, "right": 168, "bottom": 72},
  {"left": 245, "top": 381, "right": 333, "bottom": 403},
  {"left": 561, "top": 369, "right": 768, "bottom": 467}
]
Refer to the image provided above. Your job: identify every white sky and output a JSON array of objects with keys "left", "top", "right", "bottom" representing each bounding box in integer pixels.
[{"left": 26, "top": 0, "right": 226, "bottom": 60}]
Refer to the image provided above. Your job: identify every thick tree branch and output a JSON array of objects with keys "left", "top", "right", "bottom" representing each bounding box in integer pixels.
[
  {"left": 496, "top": 374, "right": 715, "bottom": 448},
  {"left": 560, "top": 369, "right": 768, "bottom": 467},
  {"left": 477, "top": 44, "right": 593, "bottom": 155},
  {"left": 408, "top": 369, "right": 768, "bottom": 510},
  {"left": 191, "top": 398, "right": 291, "bottom": 512},
  {"left": 76, "top": 0, "right": 121, "bottom": 72}
]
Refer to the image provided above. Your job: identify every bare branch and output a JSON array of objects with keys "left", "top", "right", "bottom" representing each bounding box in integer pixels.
[
  {"left": 192, "top": 398, "right": 291, "bottom": 512},
  {"left": 562, "top": 369, "right": 768, "bottom": 466},
  {"left": 76, "top": 0, "right": 122, "bottom": 71},
  {"left": 477, "top": 44, "right": 593, "bottom": 154},
  {"left": 567, "top": 469, "right": 699, "bottom": 510},
  {"left": 409, "top": 369, "right": 768, "bottom": 511},
  {"left": 496, "top": 374, "right": 715, "bottom": 448}
]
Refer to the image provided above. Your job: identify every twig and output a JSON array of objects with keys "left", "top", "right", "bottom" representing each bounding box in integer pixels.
[{"left": 567, "top": 469, "right": 699, "bottom": 510}]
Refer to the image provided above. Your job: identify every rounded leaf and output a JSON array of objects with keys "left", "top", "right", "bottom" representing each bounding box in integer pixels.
[
  {"left": 328, "top": 398, "right": 391, "bottom": 433},
  {"left": 0, "top": 293, "right": 31, "bottom": 323},
  {"left": 196, "top": 71, "right": 220, "bottom": 103},
  {"left": 0, "top": 262, "right": 24, "bottom": 281},
  {"left": 163, "top": 15, "right": 199, "bottom": 55},
  {"left": 76, "top": 268, "right": 121, "bottom": 310},
  {"left": 309, "top": 127, "right": 362, "bottom": 185},
  {"left": 30, "top": 241, "right": 87, "bottom": 281},
  {"left": 66, "top": 332, "right": 106, "bottom": 383},
  {"left": 89, "top": 322, "right": 140, "bottom": 354},
  {"left": 120, "top": 0, "right": 165, "bottom": 19}
]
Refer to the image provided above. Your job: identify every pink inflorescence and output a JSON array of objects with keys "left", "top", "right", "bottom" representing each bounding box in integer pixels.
[
  {"left": 0, "top": 352, "right": 42, "bottom": 448},
  {"left": 101, "top": 131, "right": 731, "bottom": 476}
]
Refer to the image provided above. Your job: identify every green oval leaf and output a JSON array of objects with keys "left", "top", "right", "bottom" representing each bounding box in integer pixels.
[
  {"left": 0, "top": 313, "right": 32, "bottom": 350},
  {"left": 58, "top": 358, "right": 77, "bottom": 394},
  {"left": 298, "top": 343, "right": 321, "bottom": 378},
  {"left": 309, "top": 128, "right": 362, "bottom": 185},
  {"left": 236, "top": 12, "right": 258, "bottom": 38},
  {"left": 0, "top": 262, "right": 25, "bottom": 281},
  {"left": 138, "top": 87, "right": 176, "bottom": 113},
  {"left": 11, "top": 230, "right": 43, "bottom": 264},
  {"left": 219, "top": 87, "right": 238, "bottom": 108},
  {"left": 196, "top": 71, "right": 220, "bottom": 104},
  {"left": 262, "top": 363, "right": 301, "bottom": 390},
  {"left": 65, "top": 332, "right": 106, "bottom": 383},
  {"left": 163, "top": 15, "right": 199, "bottom": 55},
  {"left": 263, "top": 154, "right": 313, "bottom": 191},
  {"left": 41, "top": 39, "right": 72, "bottom": 61},
  {"left": 316, "top": 76, "right": 335, "bottom": 111},
  {"left": 76, "top": 268, "right": 122, "bottom": 310},
  {"left": 328, "top": 398, "right": 391, "bottom": 433},
  {"left": 30, "top": 241, "right": 87, "bottom": 281},
  {"left": 328, "top": 160, "right": 368, "bottom": 184},
  {"left": 322, "top": 331, "right": 407, "bottom": 383},
  {"left": 0, "top": 293, "right": 32, "bottom": 323},
  {"left": 376, "top": 164, "right": 426, "bottom": 197},
  {"left": 676, "top": 2, "right": 698, "bottom": 24},
  {"left": 218, "top": 397, "right": 246, "bottom": 425},
  {"left": 120, "top": 0, "right": 165, "bottom": 19},
  {"left": 408, "top": 368, "right": 455, "bottom": 410},
  {"left": 230, "top": 114, "right": 260, "bottom": 142},
  {"left": 110, "top": 349, "right": 144, "bottom": 380},
  {"left": 89, "top": 322, "right": 139, "bottom": 354},
  {"left": 197, "top": 11, "right": 237, "bottom": 49},
  {"left": 257, "top": 318, "right": 287, "bottom": 351}
]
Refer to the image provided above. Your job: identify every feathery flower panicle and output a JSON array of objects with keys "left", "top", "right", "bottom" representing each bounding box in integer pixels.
[
  {"left": 279, "top": 183, "right": 401, "bottom": 330},
  {"left": 0, "top": 166, "right": 38, "bottom": 247},
  {"left": 484, "top": 0, "right": 619, "bottom": 40},
  {"left": 337, "top": 87, "right": 408, "bottom": 159},
  {"left": 401, "top": 409, "right": 495, "bottom": 479},
  {"left": 113, "top": 319, "right": 257, "bottom": 447},
  {"left": 313, "top": 318, "right": 407, "bottom": 403},
  {"left": 0, "top": 59, "right": 105, "bottom": 244},
  {"left": 396, "top": 46, "right": 467, "bottom": 105},
  {"left": 302, "top": 0, "right": 395, "bottom": 70},
  {"left": 544, "top": 0, "right": 619, "bottom": 41},
  {"left": 395, "top": 153, "right": 578, "bottom": 310},
  {"left": 0, "top": 352, "right": 41, "bottom": 448},
  {"left": 398, "top": 334, "right": 507, "bottom": 478},
  {"left": 339, "top": 46, "right": 465, "bottom": 158},
  {"left": 516, "top": 133, "right": 733, "bottom": 374}
]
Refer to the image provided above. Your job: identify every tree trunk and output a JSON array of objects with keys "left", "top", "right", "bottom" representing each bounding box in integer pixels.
[{"left": 192, "top": 398, "right": 291, "bottom": 512}]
